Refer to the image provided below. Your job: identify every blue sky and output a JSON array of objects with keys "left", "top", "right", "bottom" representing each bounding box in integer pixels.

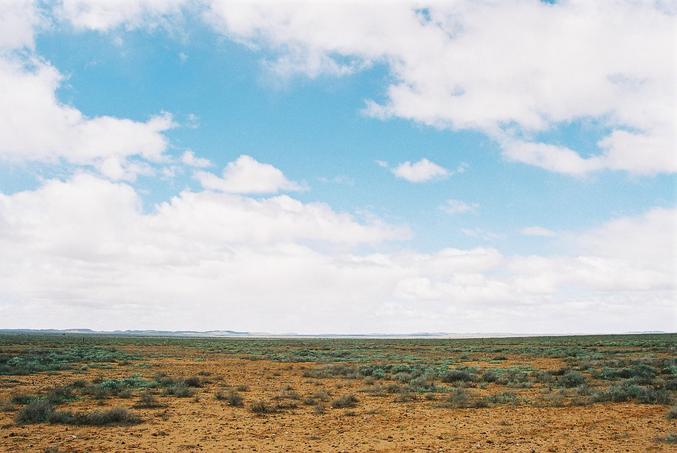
[{"left": 0, "top": 1, "right": 674, "bottom": 333}]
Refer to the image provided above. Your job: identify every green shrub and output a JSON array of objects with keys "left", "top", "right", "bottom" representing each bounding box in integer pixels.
[
  {"left": 483, "top": 392, "right": 520, "bottom": 405},
  {"left": 442, "top": 388, "right": 488, "bottom": 408},
  {"left": 11, "top": 393, "right": 38, "bottom": 405},
  {"left": 331, "top": 394, "right": 358, "bottom": 408},
  {"left": 278, "top": 386, "right": 300, "bottom": 400},
  {"left": 0, "top": 346, "right": 136, "bottom": 375},
  {"left": 70, "top": 379, "right": 88, "bottom": 388},
  {"left": 394, "top": 392, "right": 417, "bottom": 402},
  {"left": 216, "top": 390, "right": 243, "bottom": 407},
  {"left": 628, "top": 364, "right": 658, "bottom": 384},
  {"left": 480, "top": 371, "right": 498, "bottom": 383},
  {"left": 441, "top": 369, "right": 474, "bottom": 383},
  {"left": 49, "top": 407, "right": 140, "bottom": 426},
  {"left": 667, "top": 406, "right": 677, "bottom": 419},
  {"left": 154, "top": 372, "right": 176, "bottom": 387},
  {"left": 558, "top": 371, "right": 586, "bottom": 388},
  {"left": 134, "top": 392, "right": 163, "bottom": 408},
  {"left": 664, "top": 433, "right": 677, "bottom": 444},
  {"left": 164, "top": 383, "right": 194, "bottom": 398},
  {"left": 16, "top": 399, "right": 53, "bottom": 424},
  {"left": 665, "top": 378, "right": 677, "bottom": 391},
  {"left": 531, "top": 370, "right": 554, "bottom": 384},
  {"left": 498, "top": 368, "right": 530, "bottom": 386},
  {"left": 0, "top": 399, "right": 15, "bottom": 412},
  {"left": 408, "top": 376, "right": 437, "bottom": 392},
  {"left": 598, "top": 363, "right": 658, "bottom": 384},
  {"left": 183, "top": 376, "right": 202, "bottom": 388},
  {"left": 311, "top": 390, "right": 330, "bottom": 402},
  {"left": 46, "top": 386, "right": 76, "bottom": 404},
  {"left": 303, "top": 364, "right": 359, "bottom": 379},
  {"left": 250, "top": 400, "right": 272, "bottom": 414},
  {"left": 594, "top": 383, "right": 670, "bottom": 404},
  {"left": 444, "top": 388, "right": 469, "bottom": 408}
]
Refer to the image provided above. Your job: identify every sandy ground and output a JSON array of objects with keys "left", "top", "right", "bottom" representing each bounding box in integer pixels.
[{"left": 1, "top": 352, "right": 674, "bottom": 452}]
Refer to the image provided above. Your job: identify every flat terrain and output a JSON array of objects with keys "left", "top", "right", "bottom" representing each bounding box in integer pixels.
[{"left": 0, "top": 334, "right": 675, "bottom": 452}]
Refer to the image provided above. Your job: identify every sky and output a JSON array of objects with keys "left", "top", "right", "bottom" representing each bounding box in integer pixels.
[{"left": 0, "top": 0, "right": 675, "bottom": 334}]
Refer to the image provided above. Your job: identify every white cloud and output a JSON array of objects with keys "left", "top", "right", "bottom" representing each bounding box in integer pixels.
[
  {"left": 13, "top": 2, "right": 672, "bottom": 176},
  {"left": 440, "top": 198, "right": 478, "bottom": 215},
  {"left": 502, "top": 140, "right": 602, "bottom": 176},
  {"left": 0, "top": 176, "right": 673, "bottom": 333},
  {"left": 0, "top": 3, "right": 177, "bottom": 181},
  {"left": 575, "top": 207, "right": 676, "bottom": 274},
  {"left": 0, "top": 56, "right": 175, "bottom": 178},
  {"left": 181, "top": 150, "right": 211, "bottom": 168},
  {"left": 0, "top": 0, "right": 42, "bottom": 50},
  {"left": 520, "top": 226, "right": 556, "bottom": 238},
  {"left": 195, "top": 155, "right": 303, "bottom": 194},
  {"left": 204, "top": 1, "right": 676, "bottom": 176},
  {"left": 56, "top": 0, "right": 190, "bottom": 31},
  {"left": 392, "top": 158, "right": 449, "bottom": 183},
  {"left": 510, "top": 208, "right": 677, "bottom": 295}
]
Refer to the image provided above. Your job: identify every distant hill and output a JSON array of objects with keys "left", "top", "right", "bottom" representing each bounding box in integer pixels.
[
  {"left": 0, "top": 328, "right": 251, "bottom": 337},
  {"left": 0, "top": 328, "right": 670, "bottom": 339}
]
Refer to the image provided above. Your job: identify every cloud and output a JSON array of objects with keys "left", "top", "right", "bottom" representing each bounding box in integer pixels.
[
  {"left": 195, "top": 155, "right": 303, "bottom": 194},
  {"left": 0, "top": 0, "right": 42, "bottom": 50},
  {"left": 392, "top": 158, "right": 449, "bottom": 183},
  {"left": 440, "top": 198, "right": 478, "bottom": 214},
  {"left": 0, "top": 56, "right": 175, "bottom": 178},
  {"left": 0, "top": 2, "right": 674, "bottom": 334},
  {"left": 181, "top": 150, "right": 211, "bottom": 168},
  {"left": 14, "top": 2, "right": 672, "bottom": 176},
  {"left": 509, "top": 208, "right": 677, "bottom": 295},
  {"left": 204, "top": 1, "right": 676, "bottom": 176},
  {"left": 521, "top": 226, "right": 556, "bottom": 237},
  {"left": 575, "top": 207, "right": 676, "bottom": 274},
  {"left": 0, "top": 176, "right": 673, "bottom": 333},
  {"left": 0, "top": 4, "right": 177, "bottom": 181},
  {"left": 501, "top": 140, "right": 601, "bottom": 176},
  {"left": 56, "top": 0, "right": 190, "bottom": 31}
]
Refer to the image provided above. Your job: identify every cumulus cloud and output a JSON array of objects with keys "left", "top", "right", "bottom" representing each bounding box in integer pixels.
[
  {"left": 0, "top": 0, "right": 42, "bottom": 50},
  {"left": 195, "top": 155, "right": 303, "bottom": 194},
  {"left": 0, "top": 56, "right": 175, "bottom": 178},
  {"left": 204, "top": 0, "right": 676, "bottom": 176},
  {"left": 392, "top": 158, "right": 449, "bottom": 183},
  {"left": 440, "top": 198, "right": 478, "bottom": 215},
  {"left": 0, "top": 3, "right": 177, "bottom": 180},
  {"left": 0, "top": 176, "right": 673, "bottom": 333}
]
